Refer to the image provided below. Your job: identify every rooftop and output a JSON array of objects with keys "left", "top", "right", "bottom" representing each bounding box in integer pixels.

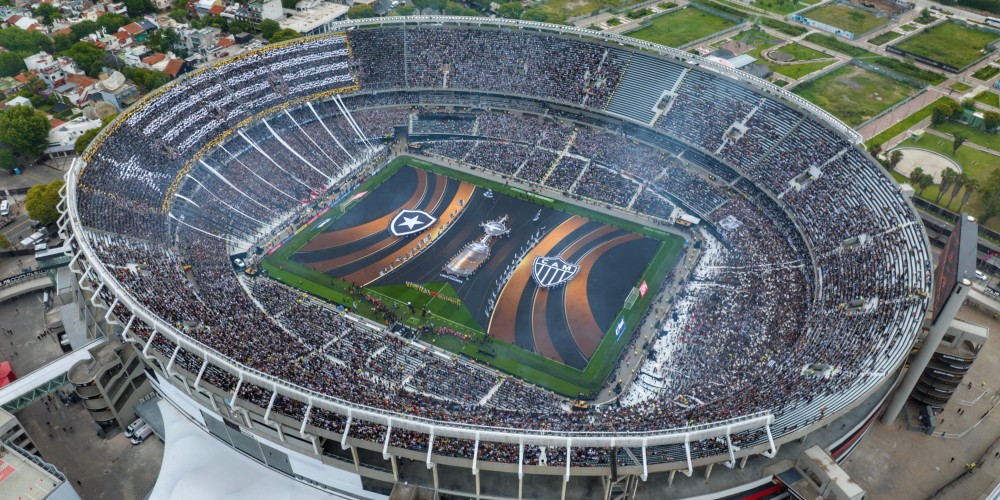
[{"left": 278, "top": 2, "right": 348, "bottom": 34}]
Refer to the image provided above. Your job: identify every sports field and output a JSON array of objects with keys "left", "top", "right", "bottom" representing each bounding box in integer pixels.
[
  {"left": 627, "top": 7, "right": 738, "bottom": 47},
  {"left": 802, "top": 3, "right": 888, "bottom": 35},
  {"left": 263, "top": 155, "right": 686, "bottom": 397},
  {"left": 793, "top": 64, "right": 920, "bottom": 127},
  {"left": 893, "top": 21, "right": 999, "bottom": 70}
]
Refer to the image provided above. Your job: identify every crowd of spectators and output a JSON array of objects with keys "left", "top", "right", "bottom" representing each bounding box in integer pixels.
[{"left": 70, "top": 26, "right": 932, "bottom": 469}]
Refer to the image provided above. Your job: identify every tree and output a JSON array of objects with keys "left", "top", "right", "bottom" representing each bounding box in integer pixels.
[
  {"left": 170, "top": 7, "right": 189, "bottom": 22},
  {"left": 984, "top": 111, "right": 1000, "bottom": 131},
  {"left": 74, "top": 128, "right": 100, "bottom": 154},
  {"left": 97, "top": 13, "right": 129, "bottom": 33},
  {"left": 346, "top": 4, "right": 377, "bottom": 19},
  {"left": 62, "top": 42, "right": 106, "bottom": 77},
  {"left": 888, "top": 149, "right": 903, "bottom": 170},
  {"left": 25, "top": 180, "right": 64, "bottom": 226},
  {"left": 0, "top": 148, "right": 15, "bottom": 171},
  {"left": 916, "top": 172, "right": 934, "bottom": 195},
  {"left": 123, "top": 0, "right": 155, "bottom": 15},
  {"left": 868, "top": 143, "right": 882, "bottom": 159},
  {"left": 268, "top": 29, "right": 301, "bottom": 43},
  {"left": 931, "top": 105, "right": 950, "bottom": 126},
  {"left": 396, "top": 4, "right": 415, "bottom": 14},
  {"left": 953, "top": 132, "right": 967, "bottom": 154},
  {"left": 0, "top": 233, "right": 10, "bottom": 250},
  {"left": 32, "top": 4, "right": 62, "bottom": 25},
  {"left": 0, "top": 51, "right": 25, "bottom": 77},
  {"left": 947, "top": 172, "right": 967, "bottom": 208},
  {"left": 959, "top": 177, "right": 978, "bottom": 210},
  {"left": 979, "top": 170, "right": 1000, "bottom": 223},
  {"left": 260, "top": 19, "right": 281, "bottom": 39},
  {"left": 53, "top": 34, "right": 74, "bottom": 53},
  {"left": 0, "top": 27, "right": 53, "bottom": 53},
  {"left": 0, "top": 105, "right": 49, "bottom": 158},
  {"left": 961, "top": 98, "right": 976, "bottom": 109},
  {"left": 497, "top": 1, "right": 522, "bottom": 18},
  {"left": 122, "top": 67, "right": 172, "bottom": 92},
  {"left": 910, "top": 167, "right": 926, "bottom": 187},
  {"left": 938, "top": 168, "right": 957, "bottom": 203}
]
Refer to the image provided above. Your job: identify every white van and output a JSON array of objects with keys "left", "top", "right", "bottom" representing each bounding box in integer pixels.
[
  {"left": 124, "top": 417, "right": 145, "bottom": 437},
  {"left": 130, "top": 423, "right": 153, "bottom": 444},
  {"left": 0, "top": 200, "right": 8, "bottom": 216},
  {"left": 976, "top": 270, "right": 987, "bottom": 281}
]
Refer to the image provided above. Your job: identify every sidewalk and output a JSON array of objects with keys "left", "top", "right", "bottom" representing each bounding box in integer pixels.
[{"left": 842, "top": 303, "right": 1000, "bottom": 499}]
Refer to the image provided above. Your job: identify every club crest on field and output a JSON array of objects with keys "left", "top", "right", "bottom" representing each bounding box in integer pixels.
[
  {"left": 532, "top": 256, "right": 580, "bottom": 288},
  {"left": 389, "top": 209, "right": 437, "bottom": 236}
]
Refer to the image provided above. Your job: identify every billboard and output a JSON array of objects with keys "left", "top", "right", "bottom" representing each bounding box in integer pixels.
[
  {"left": 615, "top": 317, "right": 627, "bottom": 340},
  {"left": 932, "top": 215, "right": 978, "bottom": 324}
]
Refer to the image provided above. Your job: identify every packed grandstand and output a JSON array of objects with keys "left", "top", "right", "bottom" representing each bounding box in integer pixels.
[{"left": 65, "top": 18, "right": 932, "bottom": 472}]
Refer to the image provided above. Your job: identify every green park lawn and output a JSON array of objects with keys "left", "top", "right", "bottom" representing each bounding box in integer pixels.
[
  {"left": 949, "top": 81, "right": 973, "bottom": 93},
  {"left": 866, "top": 96, "right": 954, "bottom": 146},
  {"left": 793, "top": 64, "right": 920, "bottom": 127},
  {"left": 772, "top": 60, "right": 835, "bottom": 79},
  {"left": 975, "top": 90, "right": 1000, "bottom": 108},
  {"left": 773, "top": 42, "right": 828, "bottom": 61},
  {"left": 934, "top": 120, "right": 1000, "bottom": 152},
  {"left": 627, "top": 7, "right": 738, "bottom": 47},
  {"left": 973, "top": 64, "right": 1000, "bottom": 81},
  {"left": 868, "top": 31, "right": 902, "bottom": 45},
  {"left": 753, "top": 0, "right": 810, "bottom": 15},
  {"left": 803, "top": 3, "right": 889, "bottom": 35},
  {"left": 894, "top": 132, "right": 1000, "bottom": 228},
  {"left": 893, "top": 21, "right": 999, "bottom": 70}
]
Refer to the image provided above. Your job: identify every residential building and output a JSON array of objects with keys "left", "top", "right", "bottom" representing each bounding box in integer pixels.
[
  {"left": 45, "top": 116, "right": 102, "bottom": 156},
  {"left": 23, "top": 52, "right": 83, "bottom": 90}
]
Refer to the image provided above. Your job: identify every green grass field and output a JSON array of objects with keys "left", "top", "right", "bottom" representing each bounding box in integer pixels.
[
  {"left": 973, "top": 64, "right": 1000, "bottom": 81},
  {"left": 893, "top": 132, "right": 1000, "bottom": 230},
  {"left": 804, "top": 33, "right": 873, "bottom": 57},
  {"left": 753, "top": 0, "right": 810, "bottom": 15},
  {"left": 893, "top": 21, "right": 999, "bottom": 70},
  {"left": 627, "top": 7, "right": 738, "bottom": 47},
  {"left": 262, "top": 155, "right": 686, "bottom": 397},
  {"left": 976, "top": 90, "right": 1000, "bottom": 108},
  {"left": 773, "top": 42, "right": 828, "bottom": 61},
  {"left": 772, "top": 60, "right": 835, "bottom": 79},
  {"left": 949, "top": 81, "right": 973, "bottom": 93},
  {"left": 866, "top": 96, "right": 955, "bottom": 147},
  {"left": 803, "top": 3, "right": 889, "bottom": 35},
  {"left": 868, "top": 31, "right": 902, "bottom": 45},
  {"left": 793, "top": 64, "right": 920, "bottom": 127}
]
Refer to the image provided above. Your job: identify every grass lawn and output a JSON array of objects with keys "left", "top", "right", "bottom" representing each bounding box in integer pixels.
[
  {"left": 793, "top": 64, "right": 920, "bottom": 127},
  {"left": 868, "top": 31, "right": 902, "bottom": 45},
  {"left": 742, "top": 29, "right": 783, "bottom": 59},
  {"left": 894, "top": 133, "right": 1000, "bottom": 229},
  {"left": 866, "top": 96, "right": 955, "bottom": 146},
  {"left": 976, "top": 91, "right": 1000, "bottom": 108},
  {"left": 804, "top": 33, "right": 873, "bottom": 57},
  {"left": 900, "top": 24, "right": 917, "bottom": 32},
  {"left": 893, "top": 21, "right": 999, "bottom": 70},
  {"left": 803, "top": 3, "right": 889, "bottom": 35},
  {"left": 973, "top": 64, "right": 1000, "bottom": 81},
  {"left": 753, "top": 0, "right": 810, "bottom": 15},
  {"left": 772, "top": 60, "right": 835, "bottom": 79},
  {"left": 626, "top": 7, "right": 738, "bottom": 47},
  {"left": 773, "top": 42, "right": 828, "bottom": 61},
  {"left": 530, "top": 0, "right": 643, "bottom": 21},
  {"left": 761, "top": 17, "right": 808, "bottom": 36},
  {"left": 263, "top": 154, "right": 687, "bottom": 397},
  {"left": 950, "top": 81, "right": 973, "bottom": 93},
  {"left": 934, "top": 120, "right": 1000, "bottom": 151}
]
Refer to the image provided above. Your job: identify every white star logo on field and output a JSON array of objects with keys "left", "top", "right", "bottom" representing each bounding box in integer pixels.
[{"left": 400, "top": 215, "right": 423, "bottom": 230}]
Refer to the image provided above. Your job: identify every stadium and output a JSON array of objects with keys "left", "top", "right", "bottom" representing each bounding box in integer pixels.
[{"left": 61, "top": 16, "right": 932, "bottom": 499}]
